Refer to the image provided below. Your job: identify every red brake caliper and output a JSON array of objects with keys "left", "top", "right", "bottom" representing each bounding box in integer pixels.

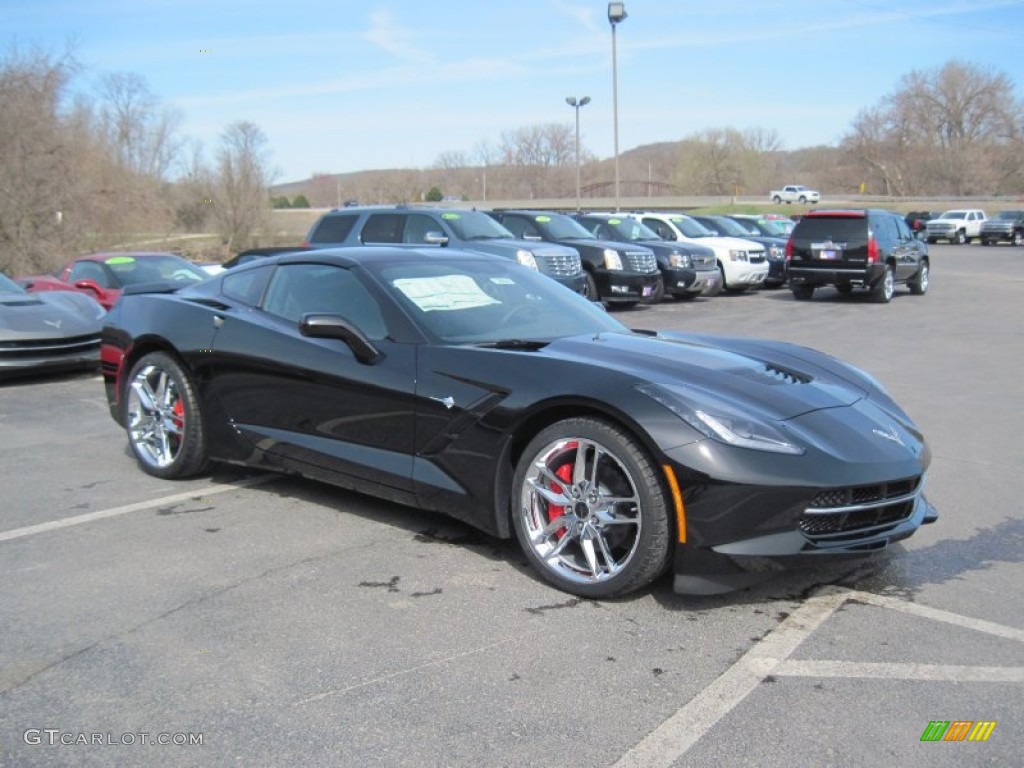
[
  {"left": 171, "top": 399, "right": 184, "bottom": 431},
  {"left": 546, "top": 442, "right": 578, "bottom": 540}
]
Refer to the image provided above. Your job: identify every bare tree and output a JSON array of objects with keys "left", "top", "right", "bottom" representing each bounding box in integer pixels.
[
  {"left": 841, "top": 59, "right": 1024, "bottom": 195},
  {"left": 212, "top": 121, "right": 275, "bottom": 250},
  {"left": 98, "top": 72, "right": 182, "bottom": 179},
  {"left": 0, "top": 47, "right": 80, "bottom": 274}
]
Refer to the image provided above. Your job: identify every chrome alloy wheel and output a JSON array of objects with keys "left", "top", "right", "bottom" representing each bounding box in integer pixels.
[
  {"left": 126, "top": 363, "right": 187, "bottom": 469},
  {"left": 519, "top": 437, "right": 643, "bottom": 586}
]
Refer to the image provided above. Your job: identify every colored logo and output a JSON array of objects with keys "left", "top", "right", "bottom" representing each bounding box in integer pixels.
[{"left": 920, "top": 721, "right": 996, "bottom": 742}]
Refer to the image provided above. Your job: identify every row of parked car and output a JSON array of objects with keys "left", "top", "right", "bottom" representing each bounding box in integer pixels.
[
  {"left": 906, "top": 208, "right": 1024, "bottom": 245},
  {"left": 294, "top": 205, "right": 802, "bottom": 309}
]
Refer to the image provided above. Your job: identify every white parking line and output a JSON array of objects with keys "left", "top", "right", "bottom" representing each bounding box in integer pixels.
[
  {"left": 612, "top": 585, "right": 1024, "bottom": 768},
  {"left": 612, "top": 585, "right": 849, "bottom": 768},
  {"left": 0, "top": 475, "right": 273, "bottom": 543}
]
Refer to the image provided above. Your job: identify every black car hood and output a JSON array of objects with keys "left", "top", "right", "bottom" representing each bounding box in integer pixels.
[{"left": 540, "top": 331, "right": 866, "bottom": 420}]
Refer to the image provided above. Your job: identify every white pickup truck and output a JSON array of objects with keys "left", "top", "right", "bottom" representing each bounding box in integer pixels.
[
  {"left": 925, "top": 209, "right": 987, "bottom": 244},
  {"left": 770, "top": 185, "right": 820, "bottom": 204}
]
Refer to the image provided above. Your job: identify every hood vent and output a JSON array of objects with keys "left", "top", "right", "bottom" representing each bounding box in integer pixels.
[
  {"left": 731, "top": 362, "right": 813, "bottom": 386},
  {"left": 1, "top": 299, "right": 44, "bottom": 307}
]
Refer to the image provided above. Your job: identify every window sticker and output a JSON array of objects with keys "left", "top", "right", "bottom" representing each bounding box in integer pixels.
[
  {"left": 441, "top": 213, "right": 460, "bottom": 220},
  {"left": 105, "top": 256, "right": 137, "bottom": 265},
  {"left": 393, "top": 275, "right": 500, "bottom": 311},
  {"left": 490, "top": 277, "right": 515, "bottom": 285},
  {"left": 534, "top": 216, "right": 551, "bottom": 223}
]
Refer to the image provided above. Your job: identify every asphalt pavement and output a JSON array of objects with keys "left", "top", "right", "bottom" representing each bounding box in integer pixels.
[{"left": 0, "top": 244, "right": 1021, "bottom": 767}]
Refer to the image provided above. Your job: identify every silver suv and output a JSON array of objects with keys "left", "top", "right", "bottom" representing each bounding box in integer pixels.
[{"left": 304, "top": 205, "right": 587, "bottom": 294}]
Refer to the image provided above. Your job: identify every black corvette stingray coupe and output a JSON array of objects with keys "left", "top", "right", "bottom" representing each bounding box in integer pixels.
[{"left": 101, "top": 248, "right": 937, "bottom": 597}]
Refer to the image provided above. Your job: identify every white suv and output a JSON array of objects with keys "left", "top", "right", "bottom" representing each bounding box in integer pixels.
[{"left": 625, "top": 212, "right": 769, "bottom": 292}]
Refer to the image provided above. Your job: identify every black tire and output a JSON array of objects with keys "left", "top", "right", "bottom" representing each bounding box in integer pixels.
[
  {"left": 1013, "top": 231, "right": 1023, "bottom": 247},
  {"left": 511, "top": 417, "right": 672, "bottom": 598},
  {"left": 836, "top": 284, "right": 853, "bottom": 295},
  {"left": 954, "top": 230, "right": 967, "bottom": 245},
  {"left": 798, "top": 196, "right": 807, "bottom": 204},
  {"left": 870, "top": 265, "right": 895, "bottom": 304},
  {"left": 926, "top": 238, "right": 937, "bottom": 244},
  {"left": 909, "top": 261, "right": 929, "bottom": 295},
  {"left": 123, "top": 351, "right": 209, "bottom": 479},
  {"left": 716, "top": 262, "right": 728, "bottom": 292},
  {"left": 792, "top": 284, "right": 814, "bottom": 301},
  {"left": 650, "top": 277, "right": 665, "bottom": 303},
  {"left": 772, "top": 196, "right": 782, "bottom": 204},
  {"left": 584, "top": 272, "right": 599, "bottom": 301},
  {"left": 981, "top": 239, "right": 991, "bottom": 246},
  {"left": 674, "top": 292, "right": 699, "bottom": 301}
]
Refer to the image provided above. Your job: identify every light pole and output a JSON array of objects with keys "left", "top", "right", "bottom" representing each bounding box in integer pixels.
[
  {"left": 566, "top": 95, "right": 590, "bottom": 211},
  {"left": 608, "top": 2, "right": 627, "bottom": 211}
]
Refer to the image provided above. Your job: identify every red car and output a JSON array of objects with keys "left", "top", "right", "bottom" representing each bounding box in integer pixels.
[{"left": 20, "top": 252, "right": 210, "bottom": 311}]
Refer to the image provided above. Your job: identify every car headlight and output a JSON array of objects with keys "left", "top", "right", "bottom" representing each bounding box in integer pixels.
[
  {"left": 516, "top": 250, "right": 540, "bottom": 271},
  {"left": 769, "top": 245, "right": 784, "bottom": 259},
  {"left": 636, "top": 383, "right": 805, "bottom": 455},
  {"left": 603, "top": 249, "right": 624, "bottom": 270},
  {"left": 668, "top": 252, "right": 691, "bottom": 268},
  {"left": 728, "top": 249, "right": 749, "bottom": 262}
]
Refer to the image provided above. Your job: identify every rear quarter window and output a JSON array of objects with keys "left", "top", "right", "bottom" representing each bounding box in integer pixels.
[{"left": 309, "top": 214, "right": 359, "bottom": 244}]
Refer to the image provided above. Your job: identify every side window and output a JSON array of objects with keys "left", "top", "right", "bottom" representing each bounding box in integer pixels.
[
  {"left": 643, "top": 218, "right": 672, "bottom": 240},
  {"left": 500, "top": 216, "right": 529, "bottom": 239},
  {"left": 222, "top": 265, "right": 272, "bottom": 307},
  {"left": 70, "top": 261, "right": 111, "bottom": 287},
  {"left": 309, "top": 214, "right": 358, "bottom": 244},
  {"left": 360, "top": 214, "right": 404, "bottom": 243},
  {"left": 262, "top": 264, "right": 388, "bottom": 339},
  {"left": 894, "top": 217, "right": 913, "bottom": 241},
  {"left": 402, "top": 214, "right": 440, "bottom": 244}
]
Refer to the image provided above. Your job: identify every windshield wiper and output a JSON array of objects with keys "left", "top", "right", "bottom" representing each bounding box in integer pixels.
[{"left": 474, "top": 339, "right": 550, "bottom": 350}]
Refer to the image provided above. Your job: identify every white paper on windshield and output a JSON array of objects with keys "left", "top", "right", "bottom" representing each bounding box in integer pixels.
[{"left": 393, "top": 275, "right": 500, "bottom": 312}]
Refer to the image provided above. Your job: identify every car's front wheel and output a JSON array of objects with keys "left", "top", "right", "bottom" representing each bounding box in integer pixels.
[
  {"left": 583, "top": 272, "right": 599, "bottom": 302},
  {"left": 1013, "top": 231, "right": 1023, "bottom": 246},
  {"left": 954, "top": 230, "right": 967, "bottom": 245},
  {"left": 123, "top": 351, "right": 209, "bottom": 479},
  {"left": 512, "top": 418, "right": 672, "bottom": 598},
  {"left": 792, "top": 284, "right": 815, "bottom": 300}
]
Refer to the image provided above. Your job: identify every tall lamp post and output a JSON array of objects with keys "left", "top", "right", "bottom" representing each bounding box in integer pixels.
[
  {"left": 608, "top": 2, "right": 627, "bottom": 211},
  {"left": 566, "top": 95, "right": 590, "bottom": 211}
]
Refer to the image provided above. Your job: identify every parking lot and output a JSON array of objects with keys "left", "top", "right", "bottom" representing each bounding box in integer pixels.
[{"left": 1, "top": 244, "right": 1021, "bottom": 767}]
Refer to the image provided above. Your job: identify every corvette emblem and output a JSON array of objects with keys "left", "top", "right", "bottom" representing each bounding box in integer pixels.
[
  {"left": 44, "top": 319, "right": 62, "bottom": 329},
  {"left": 430, "top": 396, "right": 455, "bottom": 410},
  {"left": 872, "top": 425, "right": 905, "bottom": 447}
]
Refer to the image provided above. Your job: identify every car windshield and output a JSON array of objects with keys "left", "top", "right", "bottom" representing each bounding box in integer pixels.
[
  {"left": 99, "top": 254, "right": 209, "bottom": 287},
  {"left": 532, "top": 214, "right": 597, "bottom": 240},
  {"left": 0, "top": 273, "right": 26, "bottom": 294},
  {"left": 703, "top": 217, "right": 751, "bottom": 238},
  {"left": 441, "top": 210, "right": 517, "bottom": 240},
  {"left": 667, "top": 215, "right": 715, "bottom": 238},
  {"left": 584, "top": 217, "right": 661, "bottom": 241},
  {"left": 371, "top": 258, "right": 625, "bottom": 344},
  {"left": 939, "top": 211, "right": 968, "bottom": 220}
]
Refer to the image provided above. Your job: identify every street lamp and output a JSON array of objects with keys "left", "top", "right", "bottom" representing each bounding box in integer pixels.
[
  {"left": 566, "top": 95, "right": 590, "bottom": 211},
  {"left": 608, "top": 2, "right": 627, "bottom": 211}
]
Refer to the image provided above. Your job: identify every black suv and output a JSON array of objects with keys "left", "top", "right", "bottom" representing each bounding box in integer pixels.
[
  {"left": 979, "top": 210, "right": 1024, "bottom": 246},
  {"left": 571, "top": 213, "right": 718, "bottom": 300},
  {"left": 786, "top": 209, "right": 929, "bottom": 303},
  {"left": 303, "top": 206, "right": 587, "bottom": 294},
  {"left": 488, "top": 210, "right": 660, "bottom": 307}
]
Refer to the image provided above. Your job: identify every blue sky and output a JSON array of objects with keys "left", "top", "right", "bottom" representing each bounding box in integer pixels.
[{"left": 6, "top": 0, "right": 1024, "bottom": 183}]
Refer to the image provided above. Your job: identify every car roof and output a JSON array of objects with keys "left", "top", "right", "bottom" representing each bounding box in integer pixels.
[
  {"left": 78, "top": 251, "right": 186, "bottom": 261},
  {"left": 241, "top": 245, "right": 507, "bottom": 269}
]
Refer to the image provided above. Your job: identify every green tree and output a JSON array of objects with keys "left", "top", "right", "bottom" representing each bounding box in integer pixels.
[
  {"left": 291, "top": 194, "right": 310, "bottom": 208},
  {"left": 424, "top": 186, "right": 443, "bottom": 202}
]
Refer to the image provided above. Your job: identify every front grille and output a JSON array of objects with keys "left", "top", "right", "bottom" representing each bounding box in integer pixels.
[
  {"left": 624, "top": 251, "right": 657, "bottom": 273},
  {"left": 537, "top": 252, "right": 583, "bottom": 278},
  {"left": 0, "top": 334, "right": 100, "bottom": 360},
  {"left": 749, "top": 254, "right": 766, "bottom": 264},
  {"left": 799, "top": 476, "right": 921, "bottom": 546}
]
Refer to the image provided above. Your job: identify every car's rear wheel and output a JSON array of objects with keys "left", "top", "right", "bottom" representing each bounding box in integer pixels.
[
  {"left": 909, "top": 261, "right": 929, "bottom": 295},
  {"left": 870, "top": 266, "right": 895, "bottom": 303},
  {"left": 792, "top": 284, "right": 814, "bottom": 300},
  {"left": 124, "top": 351, "right": 208, "bottom": 479},
  {"left": 512, "top": 418, "right": 671, "bottom": 599}
]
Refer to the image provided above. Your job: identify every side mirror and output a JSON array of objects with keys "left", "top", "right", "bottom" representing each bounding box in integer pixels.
[
  {"left": 424, "top": 231, "right": 449, "bottom": 246},
  {"left": 299, "top": 313, "right": 385, "bottom": 365},
  {"left": 74, "top": 279, "right": 103, "bottom": 294}
]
